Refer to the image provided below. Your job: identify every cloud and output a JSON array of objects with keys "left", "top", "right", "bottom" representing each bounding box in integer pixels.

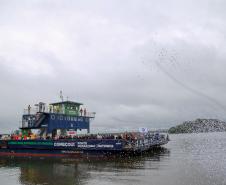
[{"left": 0, "top": 0, "right": 226, "bottom": 133}]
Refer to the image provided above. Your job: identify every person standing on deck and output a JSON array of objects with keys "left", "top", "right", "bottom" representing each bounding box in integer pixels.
[
  {"left": 28, "top": 105, "right": 31, "bottom": 115},
  {"left": 80, "top": 108, "right": 83, "bottom": 116},
  {"left": 84, "top": 108, "right": 87, "bottom": 117},
  {"left": 49, "top": 105, "right": 52, "bottom": 113}
]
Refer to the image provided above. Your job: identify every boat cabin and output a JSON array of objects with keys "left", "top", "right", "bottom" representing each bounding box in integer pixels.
[
  {"left": 21, "top": 101, "right": 95, "bottom": 138},
  {"left": 49, "top": 101, "right": 82, "bottom": 116}
]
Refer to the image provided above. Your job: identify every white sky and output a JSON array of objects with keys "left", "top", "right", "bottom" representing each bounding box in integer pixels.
[{"left": 0, "top": 0, "right": 226, "bottom": 133}]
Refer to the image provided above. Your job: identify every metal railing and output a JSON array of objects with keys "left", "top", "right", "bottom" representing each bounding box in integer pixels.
[{"left": 23, "top": 108, "right": 96, "bottom": 118}]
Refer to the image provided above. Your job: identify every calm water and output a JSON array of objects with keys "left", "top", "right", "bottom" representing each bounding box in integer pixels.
[{"left": 0, "top": 132, "right": 226, "bottom": 185}]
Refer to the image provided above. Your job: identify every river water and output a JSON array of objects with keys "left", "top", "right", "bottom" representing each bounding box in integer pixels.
[{"left": 0, "top": 132, "right": 226, "bottom": 185}]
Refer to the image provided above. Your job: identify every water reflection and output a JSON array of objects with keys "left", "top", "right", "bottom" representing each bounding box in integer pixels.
[
  {"left": 2, "top": 133, "right": 226, "bottom": 185},
  {"left": 0, "top": 147, "right": 170, "bottom": 185}
]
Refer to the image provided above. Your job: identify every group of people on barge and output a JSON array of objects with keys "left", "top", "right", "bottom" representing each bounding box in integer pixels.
[{"left": 7, "top": 131, "right": 163, "bottom": 142}]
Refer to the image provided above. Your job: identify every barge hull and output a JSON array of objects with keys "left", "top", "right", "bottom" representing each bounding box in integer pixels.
[
  {"left": 0, "top": 149, "right": 114, "bottom": 158},
  {"left": 0, "top": 138, "right": 168, "bottom": 158}
]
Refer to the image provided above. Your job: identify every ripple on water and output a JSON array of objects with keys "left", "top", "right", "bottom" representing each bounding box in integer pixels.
[{"left": 0, "top": 132, "right": 226, "bottom": 185}]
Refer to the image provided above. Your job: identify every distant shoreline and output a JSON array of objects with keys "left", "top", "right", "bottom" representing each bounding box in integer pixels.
[{"left": 168, "top": 119, "right": 226, "bottom": 134}]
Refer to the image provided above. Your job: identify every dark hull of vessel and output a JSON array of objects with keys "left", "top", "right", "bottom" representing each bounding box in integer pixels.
[
  {"left": 0, "top": 148, "right": 121, "bottom": 158},
  {"left": 0, "top": 138, "right": 168, "bottom": 158}
]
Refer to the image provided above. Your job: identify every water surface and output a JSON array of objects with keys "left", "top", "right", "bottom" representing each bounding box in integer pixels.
[{"left": 0, "top": 132, "right": 226, "bottom": 185}]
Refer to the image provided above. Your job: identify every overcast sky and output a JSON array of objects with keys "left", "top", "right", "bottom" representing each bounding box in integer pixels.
[{"left": 0, "top": 0, "right": 226, "bottom": 133}]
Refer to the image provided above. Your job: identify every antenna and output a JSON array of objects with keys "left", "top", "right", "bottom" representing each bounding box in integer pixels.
[{"left": 60, "top": 90, "right": 64, "bottom": 102}]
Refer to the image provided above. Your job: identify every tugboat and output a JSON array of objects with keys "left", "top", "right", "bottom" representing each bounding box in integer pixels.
[{"left": 0, "top": 98, "right": 169, "bottom": 158}]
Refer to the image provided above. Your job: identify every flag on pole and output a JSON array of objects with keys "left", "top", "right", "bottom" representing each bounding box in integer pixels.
[{"left": 139, "top": 127, "right": 149, "bottom": 133}]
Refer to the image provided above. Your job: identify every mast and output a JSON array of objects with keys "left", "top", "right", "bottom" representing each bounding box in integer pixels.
[{"left": 60, "top": 90, "right": 64, "bottom": 102}]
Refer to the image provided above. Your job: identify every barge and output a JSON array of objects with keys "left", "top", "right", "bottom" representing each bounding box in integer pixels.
[{"left": 0, "top": 99, "right": 169, "bottom": 158}]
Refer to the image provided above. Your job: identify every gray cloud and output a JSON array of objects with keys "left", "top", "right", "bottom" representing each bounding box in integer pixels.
[{"left": 0, "top": 0, "right": 226, "bottom": 133}]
